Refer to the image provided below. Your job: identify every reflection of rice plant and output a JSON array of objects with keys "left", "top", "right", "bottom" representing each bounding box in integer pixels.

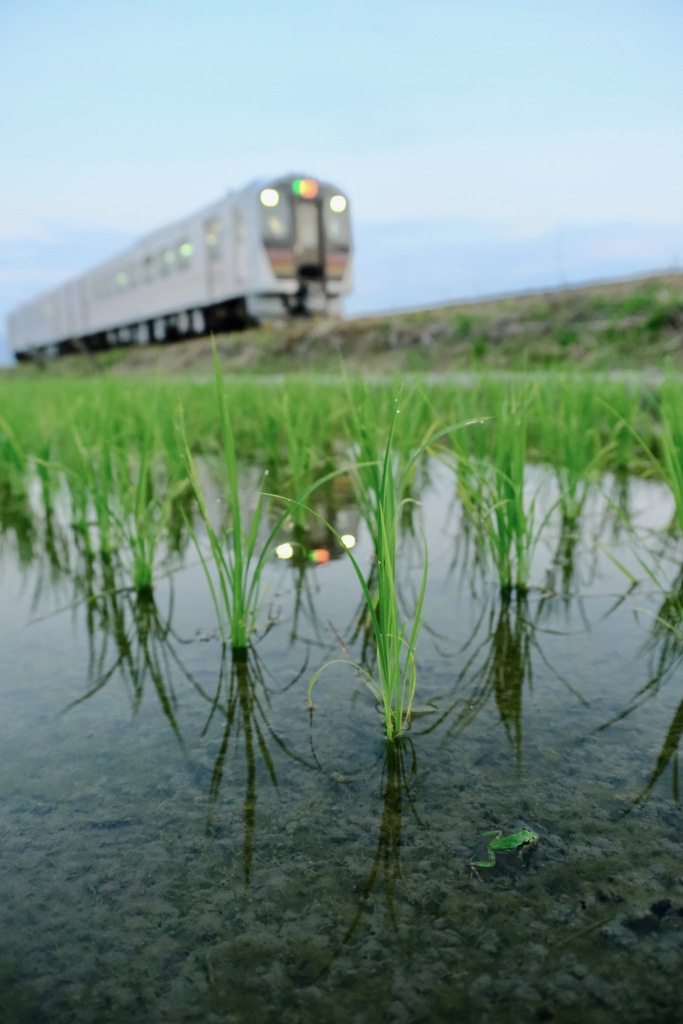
[
  {"left": 419, "top": 592, "right": 585, "bottom": 760},
  {"left": 599, "top": 566, "right": 683, "bottom": 809},
  {"left": 198, "top": 648, "right": 308, "bottom": 886},
  {"left": 314, "top": 736, "right": 422, "bottom": 978},
  {"left": 429, "top": 595, "right": 533, "bottom": 762},
  {"left": 64, "top": 573, "right": 191, "bottom": 746},
  {"left": 630, "top": 698, "right": 683, "bottom": 808}
]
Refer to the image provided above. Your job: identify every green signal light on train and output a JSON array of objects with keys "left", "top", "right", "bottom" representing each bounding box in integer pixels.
[{"left": 292, "top": 178, "right": 318, "bottom": 199}]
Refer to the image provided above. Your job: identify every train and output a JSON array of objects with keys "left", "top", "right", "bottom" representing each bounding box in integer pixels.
[{"left": 7, "top": 173, "right": 352, "bottom": 362}]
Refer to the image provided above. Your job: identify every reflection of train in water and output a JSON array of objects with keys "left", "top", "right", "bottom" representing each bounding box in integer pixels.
[
  {"left": 275, "top": 487, "right": 361, "bottom": 568},
  {"left": 8, "top": 174, "right": 352, "bottom": 362}
]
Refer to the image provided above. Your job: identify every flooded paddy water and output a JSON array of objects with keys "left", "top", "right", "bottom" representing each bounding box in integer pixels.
[{"left": 1, "top": 434, "right": 682, "bottom": 1024}]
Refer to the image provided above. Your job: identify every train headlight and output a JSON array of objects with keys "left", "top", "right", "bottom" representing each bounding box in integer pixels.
[
  {"left": 260, "top": 188, "right": 280, "bottom": 207},
  {"left": 292, "top": 178, "right": 318, "bottom": 199},
  {"left": 330, "top": 195, "right": 347, "bottom": 213}
]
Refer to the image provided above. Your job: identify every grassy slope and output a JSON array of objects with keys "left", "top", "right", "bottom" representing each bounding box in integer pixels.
[{"left": 5, "top": 271, "right": 683, "bottom": 379}]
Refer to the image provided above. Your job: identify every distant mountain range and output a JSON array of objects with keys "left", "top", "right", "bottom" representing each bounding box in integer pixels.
[{"left": 1, "top": 218, "right": 682, "bottom": 364}]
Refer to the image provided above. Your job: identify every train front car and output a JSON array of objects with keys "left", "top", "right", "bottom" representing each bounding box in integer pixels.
[
  {"left": 249, "top": 175, "right": 352, "bottom": 321},
  {"left": 6, "top": 173, "right": 352, "bottom": 362}
]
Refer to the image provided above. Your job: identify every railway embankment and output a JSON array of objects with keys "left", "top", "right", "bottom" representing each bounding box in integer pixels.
[{"left": 5, "top": 271, "right": 683, "bottom": 377}]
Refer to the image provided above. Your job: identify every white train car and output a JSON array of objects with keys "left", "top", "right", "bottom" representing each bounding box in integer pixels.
[{"left": 8, "top": 174, "right": 352, "bottom": 361}]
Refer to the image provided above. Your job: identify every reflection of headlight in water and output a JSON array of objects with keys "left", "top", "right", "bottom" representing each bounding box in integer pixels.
[
  {"left": 340, "top": 534, "right": 356, "bottom": 549},
  {"left": 275, "top": 542, "right": 294, "bottom": 559}
]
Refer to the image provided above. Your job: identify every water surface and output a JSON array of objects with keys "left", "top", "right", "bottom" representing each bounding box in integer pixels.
[{"left": 1, "top": 464, "right": 682, "bottom": 1023}]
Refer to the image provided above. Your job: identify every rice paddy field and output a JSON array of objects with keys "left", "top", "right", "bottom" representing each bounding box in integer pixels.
[{"left": 1, "top": 359, "right": 683, "bottom": 1023}]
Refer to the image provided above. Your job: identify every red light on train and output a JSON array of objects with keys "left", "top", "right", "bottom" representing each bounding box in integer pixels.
[{"left": 292, "top": 178, "right": 318, "bottom": 199}]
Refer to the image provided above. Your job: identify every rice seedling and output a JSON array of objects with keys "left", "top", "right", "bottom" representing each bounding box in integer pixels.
[
  {"left": 0, "top": 410, "right": 29, "bottom": 491},
  {"left": 0, "top": 409, "right": 40, "bottom": 565},
  {"left": 594, "top": 379, "right": 656, "bottom": 478},
  {"left": 600, "top": 377, "right": 683, "bottom": 545},
  {"left": 453, "top": 392, "right": 556, "bottom": 594},
  {"left": 180, "top": 347, "right": 298, "bottom": 650},
  {"left": 270, "top": 408, "right": 422, "bottom": 738},
  {"left": 65, "top": 414, "right": 116, "bottom": 556},
  {"left": 274, "top": 385, "right": 334, "bottom": 531},
  {"left": 117, "top": 439, "right": 178, "bottom": 595},
  {"left": 301, "top": 389, "right": 476, "bottom": 741},
  {"left": 341, "top": 377, "right": 448, "bottom": 555},
  {"left": 58, "top": 406, "right": 179, "bottom": 593},
  {"left": 656, "top": 380, "right": 683, "bottom": 535},
  {"left": 533, "top": 377, "right": 605, "bottom": 530}
]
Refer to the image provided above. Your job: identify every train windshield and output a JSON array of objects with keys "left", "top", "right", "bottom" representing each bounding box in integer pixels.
[
  {"left": 323, "top": 200, "right": 350, "bottom": 247},
  {"left": 261, "top": 182, "right": 349, "bottom": 283},
  {"left": 261, "top": 195, "right": 293, "bottom": 243}
]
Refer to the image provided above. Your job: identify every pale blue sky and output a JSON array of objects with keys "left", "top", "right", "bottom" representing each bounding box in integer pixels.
[{"left": 2, "top": 0, "right": 683, "bottom": 361}]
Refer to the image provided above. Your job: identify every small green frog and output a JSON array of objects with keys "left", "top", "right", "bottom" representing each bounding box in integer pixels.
[{"left": 470, "top": 828, "right": 538, "bottom": 869}]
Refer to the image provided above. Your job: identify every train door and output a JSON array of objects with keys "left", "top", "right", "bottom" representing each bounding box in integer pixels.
[{"left": 293, "top": 200, "right": 322, "bottom": 277}]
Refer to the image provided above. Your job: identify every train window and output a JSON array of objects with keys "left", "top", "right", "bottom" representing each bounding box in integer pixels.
[
  {"left": 261, "top": 197, "right": 292, "bottom": 243},
  {"left": 160, "top": 249, "right": 175, "bottom": 276},
  {"left": 177, "top": 241, "right": 193, "bottom": 269},
  {"left": 143, "top": 256, "right": 155, "bottom": 283},
  {"left": 205, "top": 218, "right": 222, "bottom": 262}
]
